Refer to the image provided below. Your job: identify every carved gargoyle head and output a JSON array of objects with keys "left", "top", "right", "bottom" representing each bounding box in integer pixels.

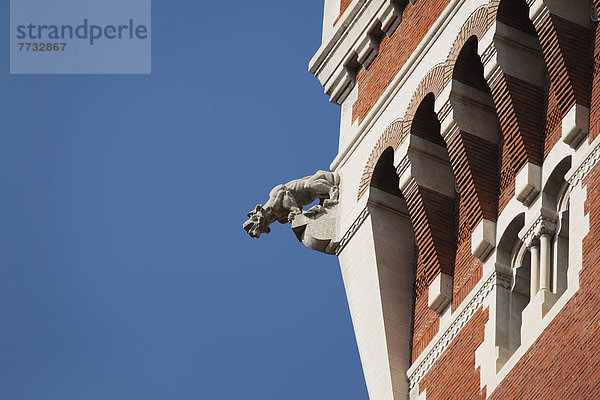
[{"left": 243, "top": 204, "right": 271, "bottom": 238}]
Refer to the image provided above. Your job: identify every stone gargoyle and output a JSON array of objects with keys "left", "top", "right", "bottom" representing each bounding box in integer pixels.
[{"left": 243, "top": 170, "right": 340, "bottom": 238}]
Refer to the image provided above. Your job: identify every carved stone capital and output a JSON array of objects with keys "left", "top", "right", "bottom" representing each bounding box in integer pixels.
[{"left": 519, "top": 208, "right": 559, "bottom": 248}]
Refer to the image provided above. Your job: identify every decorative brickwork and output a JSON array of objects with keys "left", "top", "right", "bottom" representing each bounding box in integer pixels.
[
  {"left": 445, "top": 7, "right": 494, "bottom": 83},
  {"left": 412, "top": 291, "right": 440, "bottom": 362},
  {"left": 536, "top": 12, "right": 592, "bottom": 110},
  {"left": 358, "top": 5, "right": 494, "bottom": 202},
  {"left": 405, "top": 185, "right": 456, "bottom": 289},
  {"left": 490, "top": 73, "right": 545, "bottom": 212},
  {"left": 327, "top": 2, "right": 600, "bottom": 393},
  {"left": 401, "top": 64, "right": 449, "bottom": 139},
  {"left": 452, "top": 242, "right": 482, "bottom": 310},
  {"left": 357, "top": 119, "right": 403, "bottom": 200},
  {"left": 535, "top": 10, "right": 593, "bottom": 156},
  {"left": 406, "top": 183, "right": 456, "bottom": 360}
]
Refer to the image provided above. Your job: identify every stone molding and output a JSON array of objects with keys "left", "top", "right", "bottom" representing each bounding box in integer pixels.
[
  {"left": 335, "top": 206, "right": 370, "bottom": 256},
  {"left": 407, "top": 269, "right": 511, "bottom": 390},
  {"left": 357, "top": 119, "right": 404, "bottom": 200},
  {"left": 310, "top": 0, "right": 406, "bottom": 105},
  {"left": 567, "top": 135, "right": 600, "bottom": 190}
]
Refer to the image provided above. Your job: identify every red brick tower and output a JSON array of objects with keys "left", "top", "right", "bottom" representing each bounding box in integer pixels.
[{"left": 306, "top": 0, "right": 600, "bottom": 398}]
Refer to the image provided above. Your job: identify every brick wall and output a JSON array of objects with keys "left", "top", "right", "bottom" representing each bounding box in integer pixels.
[
  {"left": 349, "top": 0, "right": 597, "bottom": 373},
  {"left": 416, "top": 168, "right": 600, "bottom": 396},
  {"left": 352, "top": 0, "right": 450, "bottom": 123},
  {"left": 419, "top": 308, "right": 489, "bottom": 399},
  {"left": 412, "top": 290, "right": 440, "bottom": 362},
  {"left": 414, "top": 160, "right": 600, "bottom": 400}
]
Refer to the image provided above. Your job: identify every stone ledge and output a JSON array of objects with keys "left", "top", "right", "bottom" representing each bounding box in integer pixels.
[{"left": 291, "top": 206, "right": 340, "bottom": 255}]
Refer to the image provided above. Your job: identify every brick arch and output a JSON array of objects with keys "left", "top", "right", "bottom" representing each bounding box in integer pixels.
[
  {"left": 486, "top": 0, "right": 501, "bottom": 28},
  {"left": 486, "top": 0, "right": 534, "bottom": 27},
  {"left": 357, "top": 119, "right": 403, "bottom": 200},
  {"left": 401, "top": 63, "right": 449, "bottom": 139},
  {"left": 445, "top": 6, "right": 493, "bottom": 83}
]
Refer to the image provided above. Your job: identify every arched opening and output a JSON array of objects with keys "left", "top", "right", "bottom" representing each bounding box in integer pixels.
[
  {"left": 409, "top": 92, "right": 457, "bottom": 288},
  {"left": 370, "top": 147, "right": 403, "bottom": 197},
  {"left": 452, "top": 36, "right": 490, "bottom": 94},
  {"left": 497, "top": 0, "right": 538, "bottom": 36},
  {"left": 411, "top": 93, "right": 445, "bottom": 147},
  {"left": 495, "top": 213, "right": 527, "bottom": 362},
  {"left": 542, "top": 157, "right": 572, "bottom": 297}
]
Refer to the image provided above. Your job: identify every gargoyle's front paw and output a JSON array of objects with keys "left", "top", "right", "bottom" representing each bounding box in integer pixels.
[
  {"left": 323, "top": 199, "right": 338, "bottom": 208},
  {"left": 288, "top": 211, "right": 301, "bottom": 223},
  {"left": 303, "top": 205, "right": 323, "bottom": 216}
]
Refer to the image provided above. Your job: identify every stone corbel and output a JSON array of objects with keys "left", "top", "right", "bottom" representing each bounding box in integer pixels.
[
  {"left": 291, "top": 207, "right": 340, "bottom": 255},
  {"left": 472, "top": 219, "right": 496, "bottom": 262},
  {"left": 356, "top": 31, "right": 381, "bottom": 69},
  {"left": 515, "top": 163, "right": 542, "bottom": 206},
  {"left": 562, "top": 104, "right": 589, "bottom": 149},
  {"left": 428, "top": 273, "right": 453, "bottom": 314},
  {"left": 379, "top": 0, "right": 406, "bottom": 37}
]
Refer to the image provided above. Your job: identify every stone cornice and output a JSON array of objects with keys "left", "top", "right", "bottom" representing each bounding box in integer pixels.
[
  {"left": 336, "top": 206, "right": 370, "bottom": 256},
  {"left": 309, "top": 0, "right": 397, "bottom": 104}
]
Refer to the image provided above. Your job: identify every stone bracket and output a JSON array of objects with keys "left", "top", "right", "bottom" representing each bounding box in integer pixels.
[
  {"left": 472, "top": 219, "right": 496, "bottom": 261},
  {"left": 562, "top": 104, "right": 589, "bottom": 149},
  {"left": 515, "top": 163, "right": 542, "bottom": 206},
  {"left": 428, "top": 273, "right": 453, "bottom": 314},
  {"left": 291, "top": 206, "right": 340, "bottom": 255}
]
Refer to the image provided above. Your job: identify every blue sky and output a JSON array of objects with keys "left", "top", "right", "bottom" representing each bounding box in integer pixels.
[{"left": 0, "top": 1, "right": 368, "bottom": 399}]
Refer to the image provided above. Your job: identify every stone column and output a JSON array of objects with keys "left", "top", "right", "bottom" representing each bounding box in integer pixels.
[
  {"left": 539, "top": 234, "right": 552, "bottom": 292},
  {"left": 530, "top": 244, "right": 540, "bottom": 296},
  {"left": 519, "top": 209, "right": 559, "bottom": 335}
]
